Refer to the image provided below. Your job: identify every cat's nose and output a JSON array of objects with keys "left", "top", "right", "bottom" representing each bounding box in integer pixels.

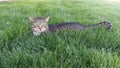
[{"left": 38, "top": 27, "right": 42, "bottom": 30}]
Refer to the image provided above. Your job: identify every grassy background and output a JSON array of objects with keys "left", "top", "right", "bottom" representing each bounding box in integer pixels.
[{"left": 0, "top": 0, "right": 120, "bottom": 68}]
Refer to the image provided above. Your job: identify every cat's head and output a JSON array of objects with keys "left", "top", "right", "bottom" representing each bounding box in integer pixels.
[{"left": 29, "top": 16, "right": 50, "bottom": 36}]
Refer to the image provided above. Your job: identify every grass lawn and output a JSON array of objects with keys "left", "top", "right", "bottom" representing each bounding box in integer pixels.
[{"left": 0, "top": 0, "right": 120, "bottom": 68}]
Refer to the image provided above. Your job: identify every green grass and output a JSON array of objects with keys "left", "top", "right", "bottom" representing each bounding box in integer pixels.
[{"left": 0, "top": 0, "right": 120, "bottom": 68}]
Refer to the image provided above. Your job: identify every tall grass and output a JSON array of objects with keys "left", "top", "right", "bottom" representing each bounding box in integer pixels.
[{"left": 0, "top": 0, "right": 120, "bottom": 68}]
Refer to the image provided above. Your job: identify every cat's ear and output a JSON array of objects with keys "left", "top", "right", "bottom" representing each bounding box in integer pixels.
[
  {"left": 44, "top": 16, "right": 50, "bottom": 22},
  {"left": 29, "top": 16, "right": 35, "bottom": 22}
]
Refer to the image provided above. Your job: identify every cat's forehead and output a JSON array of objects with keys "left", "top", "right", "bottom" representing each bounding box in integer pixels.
[
  {"left": 29, "top": 16, "right": 50, "bottom": 24},
  {"left": 35, "top": 17, "right": 44, "bottom": 20},
  {"left": 33, "top": 17, "right": 45, "bottom": 23}
]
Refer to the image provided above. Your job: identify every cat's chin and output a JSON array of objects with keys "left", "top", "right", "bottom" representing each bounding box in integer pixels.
[{"left": 33, "top": 32, "right": 41, "bottom": 36}]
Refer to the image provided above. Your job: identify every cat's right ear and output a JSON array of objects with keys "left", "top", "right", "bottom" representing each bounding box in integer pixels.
[{"left": 29, "top": 16, "right": 34, "bottom": 22}]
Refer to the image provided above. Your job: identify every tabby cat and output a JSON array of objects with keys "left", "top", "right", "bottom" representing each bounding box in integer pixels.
[{"left": 29, "top": 16, "right": 112, "bottom": 36}]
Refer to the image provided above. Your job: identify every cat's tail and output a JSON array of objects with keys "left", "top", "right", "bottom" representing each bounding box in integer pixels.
[{"left": 85, "top": 21, "right": 112, "bottom": 30}]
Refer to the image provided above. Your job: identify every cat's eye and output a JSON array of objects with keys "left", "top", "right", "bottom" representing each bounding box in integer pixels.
[
  {"left": 32, "top": 25, "right": 37, "bottom": 27},
  {"left": 43, "top": 25, "right": 47, "bottom": 27},
  {"left": 32, "top": 26, "right": 36, "bottom": 28}
]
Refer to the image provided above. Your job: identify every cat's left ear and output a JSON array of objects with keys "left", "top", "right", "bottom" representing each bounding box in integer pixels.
[{"left": 44, "top": 16, "right": 50, "bottom": 22}]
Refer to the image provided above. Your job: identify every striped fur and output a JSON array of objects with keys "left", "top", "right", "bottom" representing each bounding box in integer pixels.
[
  {"left": 29, "top": 16, "right": 112, "bottom": 36},
  {"left": 48, "top": 21, "right": 112, "bottom": 32}
]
